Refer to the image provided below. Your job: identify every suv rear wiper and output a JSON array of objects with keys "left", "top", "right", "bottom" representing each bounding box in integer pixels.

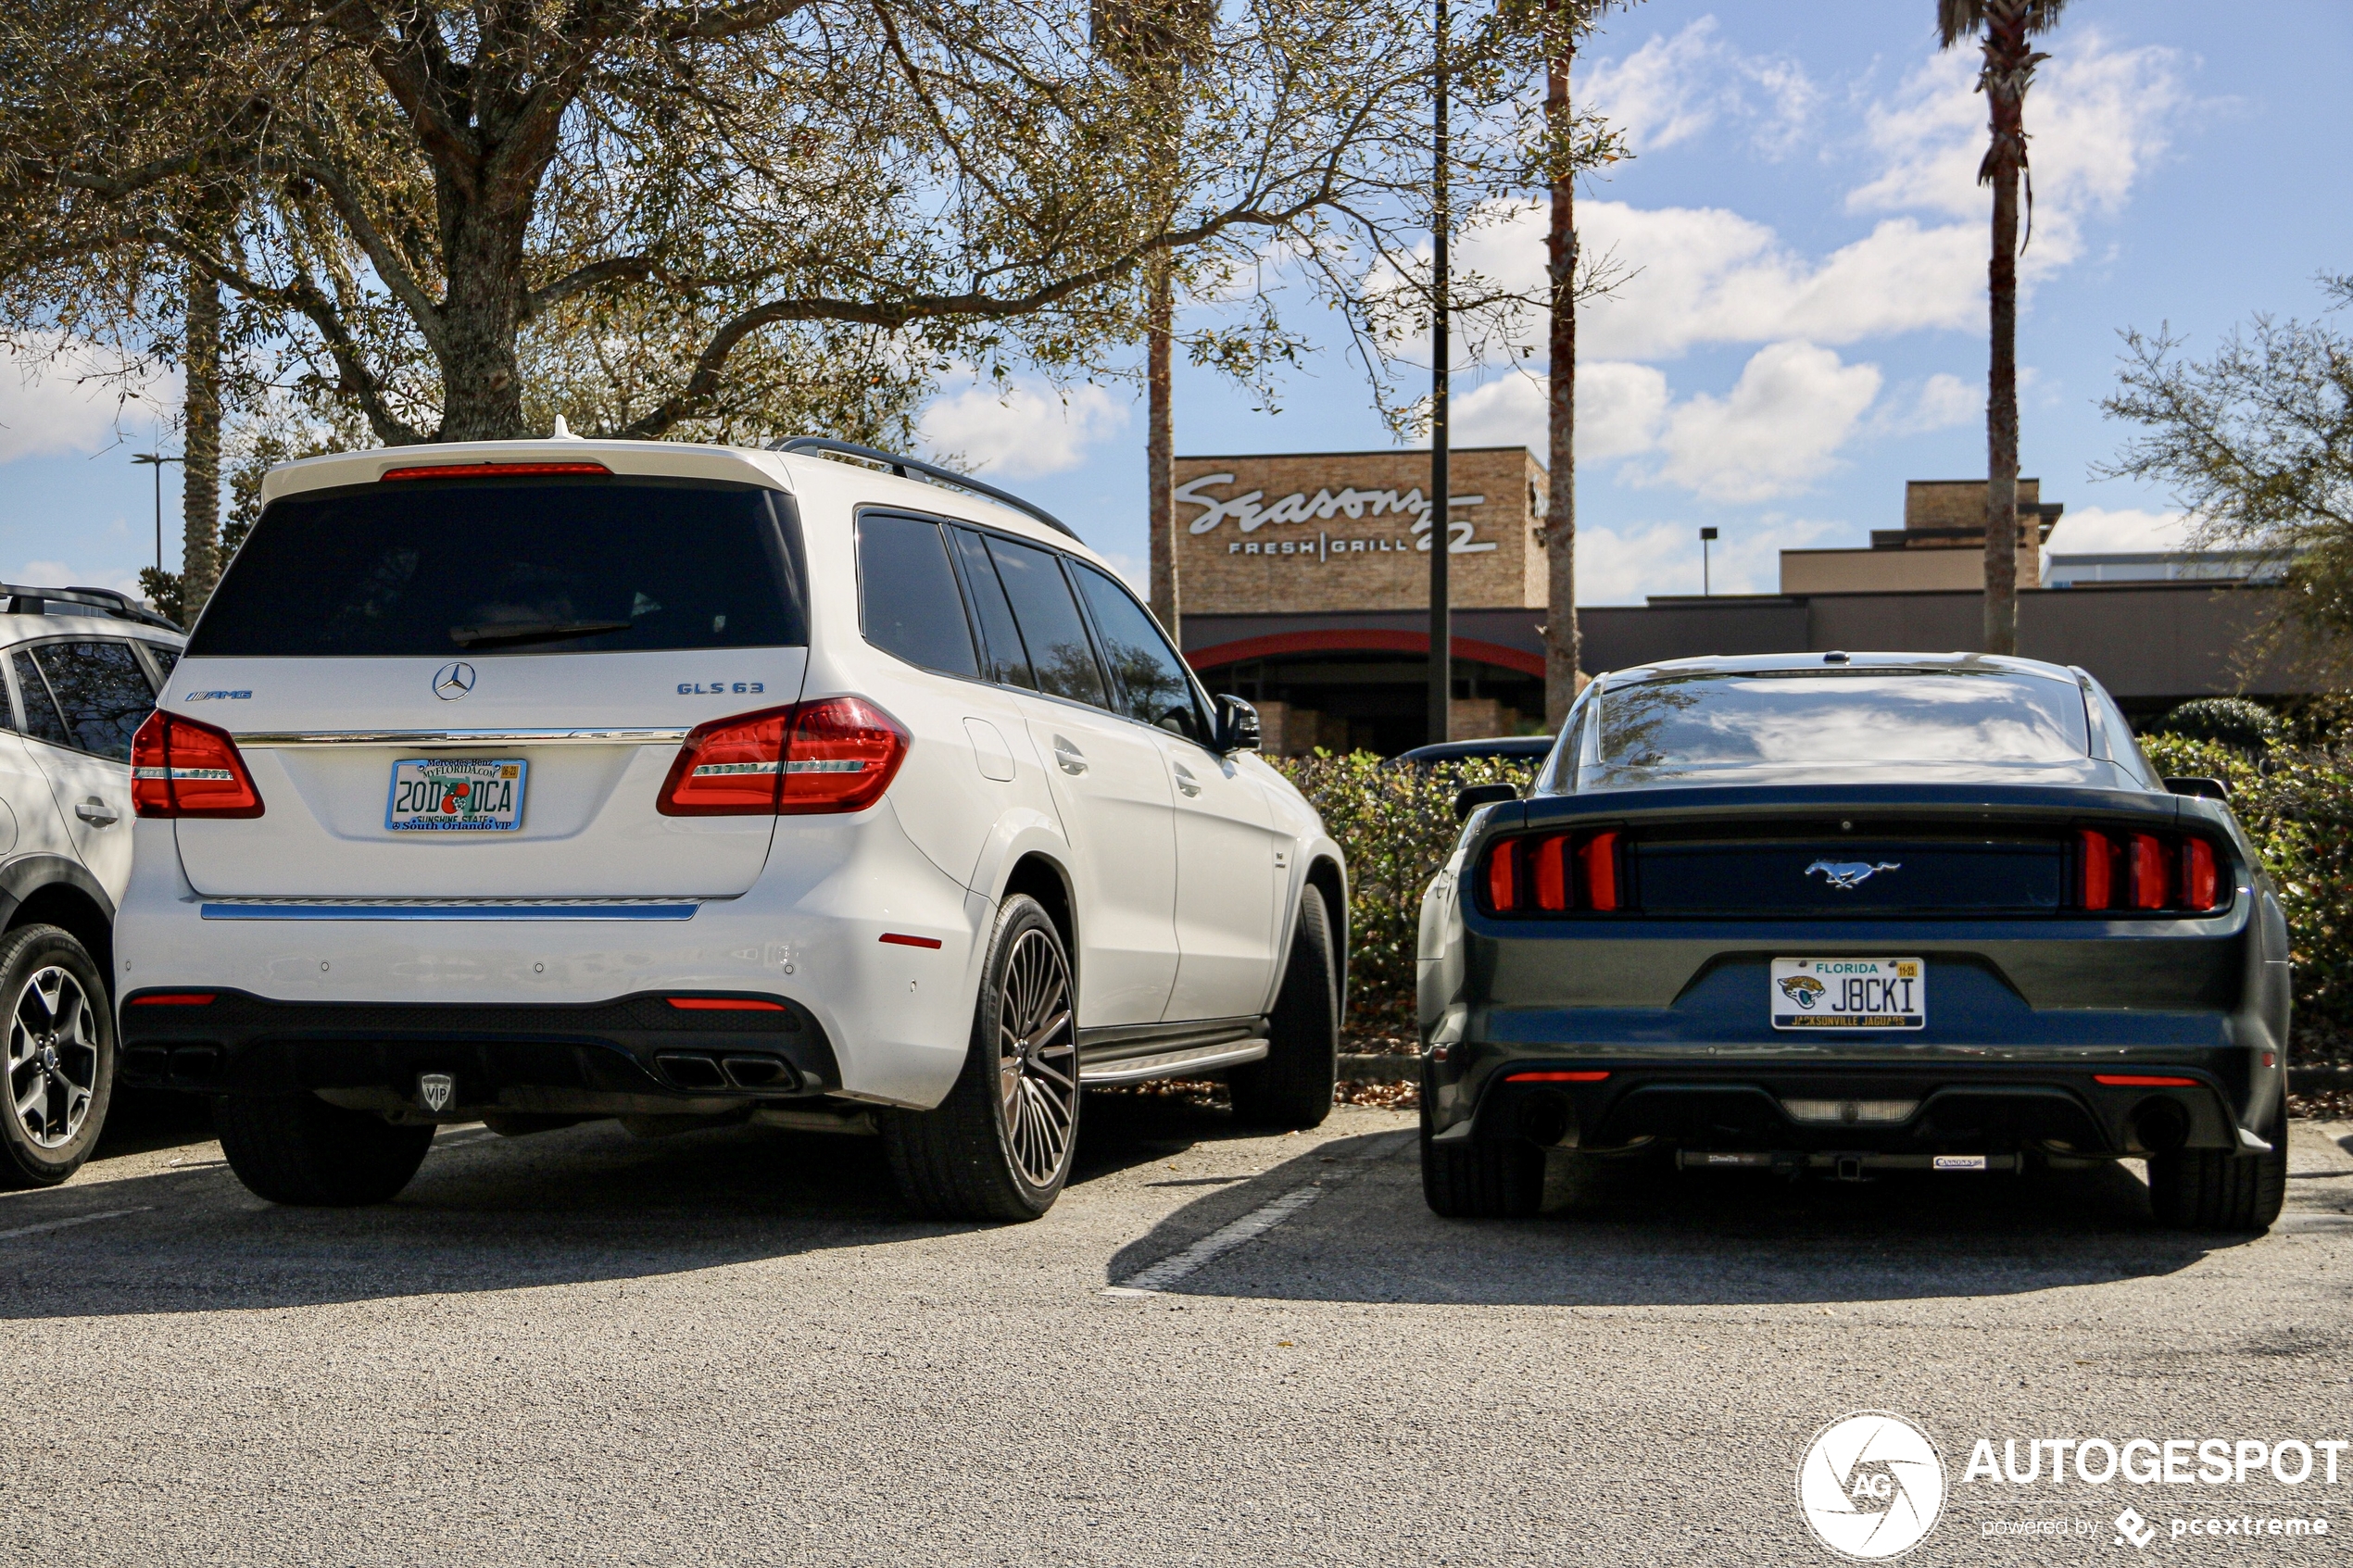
[{"left": 448, "top": 620, "right": 633, "bottom": 648}]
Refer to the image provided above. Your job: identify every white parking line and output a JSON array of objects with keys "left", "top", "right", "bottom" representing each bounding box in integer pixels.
[
  {"left": 1105, "top": 1130, "right": 1413, "bottom": 1297},
  {"left": 0, "top": 1207, "right": 154, "bottom": 1242}
]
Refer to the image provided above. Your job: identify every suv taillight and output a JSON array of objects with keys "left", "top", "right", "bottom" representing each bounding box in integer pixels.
[
  {"left": 1482, "top": 830, "right": 1626, "bottom": 915},
  {"left": 657, "top": 697, "right": 910, "bottom": 817},
  {"left": 2076, "top": 828, "right": 2227, "bottom": 913},
  {"left": 131, "top": 711, "right": 265, "bottom": 818}
]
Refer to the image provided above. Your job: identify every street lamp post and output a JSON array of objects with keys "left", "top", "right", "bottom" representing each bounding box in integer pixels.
[
  {"left": 1700, "top": 525, "right": 1718, "bottom": 597},
  {"left": 132, "top": 452, "right": 182, "bottom": 575}
]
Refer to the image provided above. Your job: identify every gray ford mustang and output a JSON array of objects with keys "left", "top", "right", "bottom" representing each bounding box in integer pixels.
[{"left": 1416, "top": 652, "right": 2291, "bottom": 1231}]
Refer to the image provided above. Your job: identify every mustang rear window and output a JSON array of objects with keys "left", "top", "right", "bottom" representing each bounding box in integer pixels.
[
  {"left": 189, "top": 478, "right": 806, "bottom": 657},
  {"left": 1593, "top": 671, "right": 2091, "bottom": 771}
]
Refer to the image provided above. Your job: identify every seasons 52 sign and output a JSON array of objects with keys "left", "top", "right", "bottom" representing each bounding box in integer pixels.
[{"left": 1174, "top": 473, "right": 1496, "bottom": 555}]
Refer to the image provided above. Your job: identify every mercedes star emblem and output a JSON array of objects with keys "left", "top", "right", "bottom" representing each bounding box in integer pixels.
[{"left": 432, "top": 661, "right": 477, "bottom": 701}]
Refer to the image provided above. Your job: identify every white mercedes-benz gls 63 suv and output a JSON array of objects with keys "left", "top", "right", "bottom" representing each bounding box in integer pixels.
[{"left": 115, "top": 438, "right": 1346, "bottom": 1221}]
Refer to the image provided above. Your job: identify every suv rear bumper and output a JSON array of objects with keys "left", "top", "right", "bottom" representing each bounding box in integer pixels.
[
  {"left": 119, "top": 988, "right": 843, "bottom": 1120},
  {"left": 1447, "top": 1056, "right": 2266, "bottom": 1160}
]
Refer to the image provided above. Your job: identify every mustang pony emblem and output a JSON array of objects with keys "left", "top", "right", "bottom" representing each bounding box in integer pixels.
[
  {"left": 1806, "top": 859, "right": 1901, "bottom": 891},
  {"left": 1777, "top": 975, "right": 1827, "bottom": 1010}
]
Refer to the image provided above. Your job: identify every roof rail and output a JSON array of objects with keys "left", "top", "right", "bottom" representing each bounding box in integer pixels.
[
  {"left": 769, "top": 436, "right": 1083, "bottom": 543},
  {"left": 0, "top": 583, "right": 181, "bottom": 633}
]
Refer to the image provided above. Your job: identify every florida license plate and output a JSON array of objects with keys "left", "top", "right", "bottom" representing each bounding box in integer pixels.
[
  {"left": 386, "top": 759, "right": 527, "bottom": 832},
  {"left": 1771, "top": 958, "right": 1925, "bottom": 1030}
]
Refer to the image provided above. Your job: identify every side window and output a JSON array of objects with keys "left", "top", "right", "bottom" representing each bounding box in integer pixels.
[
  {"left": 948, "top": 528, "right": 1035, "bottom": 690},
  {"left": 856, "top": 513, "right": 979, "bottom": 678},
  {"left": 1069, "top": 563, "right": 1205, "bottom": 743},
  {"left": 984, "top": 537, "right": 1110, "bottom": 709},
  {"left": 139, "top": 642, "right": 181, "bottom": 689},
  {"left": 32, "top": 642, "right": 156, "bottom": 761},
  {"left": 11, "top": 650, "right": 74, "bottom": 750}
]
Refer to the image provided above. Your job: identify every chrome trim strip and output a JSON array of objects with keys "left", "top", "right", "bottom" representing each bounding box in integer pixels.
[
  {"left": 1077, "top": 1038, "right": 1268, "bottom": 1085},
  {"left": 199, "top": 901, "right": 698, "bottom": 922},
  {"left": 233, "top": 727, "right": 691, "bottom": 748}
]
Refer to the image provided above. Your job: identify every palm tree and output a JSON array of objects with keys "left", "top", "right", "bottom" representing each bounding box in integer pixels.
[{"left": 1937, "top": 0, "right": 2069, "bottom": 658}]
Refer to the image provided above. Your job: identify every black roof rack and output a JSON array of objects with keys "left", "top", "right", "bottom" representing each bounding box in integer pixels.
[
  {"left": 769, "top": 436, "right": 1083, "bottom": 544},
  {"left": 0, "top": 583, "right": 181, "bottom": 633}
]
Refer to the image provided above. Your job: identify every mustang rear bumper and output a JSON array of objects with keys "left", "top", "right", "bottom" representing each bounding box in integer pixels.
[
  {"left": 117, "top": 988, "right": 842, "bottom": 1120},
  {"left": 1446, "top": 1057, "right": 2262, "bottom": 1159}
]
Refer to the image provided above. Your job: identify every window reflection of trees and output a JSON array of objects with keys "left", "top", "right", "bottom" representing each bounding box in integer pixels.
[
  {"left": 1597, "top": 680, "right": 1704, "bottom": 773},
  {"left": 1100, "top": 639, "right": 1196, "bottom": 736},
  {"left": 34, "top": 643, "right": 155, "bottom": 762},
  {"left": 1032, "top": 644, "right": 1108, "bottom": 707}
]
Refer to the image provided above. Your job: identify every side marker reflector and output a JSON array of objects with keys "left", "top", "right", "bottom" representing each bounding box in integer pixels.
[
  {"left": 666, "top": 997, "right": 787, "bottom": 1012},
  {"left": 2094, "top": 1073, "right": 2200, "bottom": 1087},
  {"left": 129, "top": 993, "right": 216, "bottom": 1006},
  {"left": 1504, "top": 1070, "right": 1610, "bottom": 1083},
  {"left": 879, "top": 933, "right": 943, "bottom": 948}
]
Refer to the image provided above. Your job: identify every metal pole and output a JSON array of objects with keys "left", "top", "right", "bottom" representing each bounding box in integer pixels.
[
  {"left": 132, "top": 453, "right": 180, "bottom": 576},
  {"left": 1427, "top": 0, "right": 1451, "bottom": 747},
  {"left": 1700, "top": 526, "right": 1717, "bottom": 596}
]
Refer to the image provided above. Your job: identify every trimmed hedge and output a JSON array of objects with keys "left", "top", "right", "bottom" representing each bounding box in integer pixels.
[{"left": 1280, "top": 737, "right": 2353, "bottom": 1064}]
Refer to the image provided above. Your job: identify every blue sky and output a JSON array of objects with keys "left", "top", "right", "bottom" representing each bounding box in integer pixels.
[{"left": 1, "top": 0, "right": 2347, "bottom": 607}]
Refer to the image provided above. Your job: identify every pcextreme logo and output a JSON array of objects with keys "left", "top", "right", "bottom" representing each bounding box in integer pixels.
[{"left": 1798, "top": 1411, "right": 1947, "bottom": 1561}]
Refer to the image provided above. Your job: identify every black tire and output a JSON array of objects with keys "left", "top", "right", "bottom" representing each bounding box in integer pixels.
[
  {"left": 1228, "top": 885, "right": 1339, "bottom": 1130},
  {"left": 213, "top": 1093, "right": 435, "bottom": 1206},
  {"left": 2148, "top": 1098, "right": 2288, "bottom": 1232},
  {"left": 884, "top": 894, "right": 1079, "bottom": 1223},
  {"left": 0, "top": 924, "right": 115, "bottom": 1190},
  {"left": 1420, "top": 1092, "right": 1545, "bottom": 1218}
]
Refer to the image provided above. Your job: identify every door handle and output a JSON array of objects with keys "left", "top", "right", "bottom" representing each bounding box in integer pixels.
[
  {"left": 1172, "top": 763, "right": 1202, "bottom": 798},
  {"left": 76, "top": 798, "right": 119, "bottom": 827},
  {"left": 1052, "top": 737, "right": 1088, "bottom": 775}
]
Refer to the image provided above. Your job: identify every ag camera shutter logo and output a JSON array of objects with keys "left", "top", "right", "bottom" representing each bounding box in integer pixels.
[{"left": 1797, "top": 1411, "right": 1946, "bottom": 1560}]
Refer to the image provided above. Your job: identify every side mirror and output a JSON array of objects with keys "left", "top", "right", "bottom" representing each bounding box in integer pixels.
[
  {"left": 2164, "top": 776, "right": 2231, "bottom": 801},
  {"left": 1453, "top": 782, "right": 1518, "bottom": 821},
  {"left": 1213, "top": 694, "right": 1261, "bottom": 754}
]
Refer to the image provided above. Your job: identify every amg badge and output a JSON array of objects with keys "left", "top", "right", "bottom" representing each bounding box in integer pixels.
[{"left": 417, "top": 1073, "right": 456, "bottom": 1113}]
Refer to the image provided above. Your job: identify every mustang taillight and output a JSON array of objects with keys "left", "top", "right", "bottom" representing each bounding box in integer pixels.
[
  {"left": 1482, "top": 830, "right": 1626, "bottom": 915},
  {"left": 2075, "top": 827, "right": 2227, "bottom": 913},
  {"left": 131, "top": 711, "right": 265, "bottom": 818},
  {"left": 657, "top": 696, "right": 910, "bottom": 816}
]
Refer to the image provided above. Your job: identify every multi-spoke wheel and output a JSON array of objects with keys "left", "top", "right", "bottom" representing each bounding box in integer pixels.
[
  {"left": 885, "top": 894, "right": 1081, "bottom": 1221},
  {"left": 0, "top": 925, "right": 114, "bottom": 1189}
]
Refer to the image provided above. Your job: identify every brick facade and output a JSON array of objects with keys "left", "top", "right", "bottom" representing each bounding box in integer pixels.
[{"left": 1170, "top": 447, "right": 1546, "bottom": 616}]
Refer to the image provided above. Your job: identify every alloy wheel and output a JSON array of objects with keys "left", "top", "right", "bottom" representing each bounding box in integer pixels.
[
  {"left": 8, "top": 965, "right": 97, "bottom": 1150},
  {"left": 995, "top": 926, "right": 1077, "bottom": 1188}
]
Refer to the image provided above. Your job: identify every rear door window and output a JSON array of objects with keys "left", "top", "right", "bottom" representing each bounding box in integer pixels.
[
  {"left": 857, "top": 513, "right": 978, "bottom": 677},
  {"left": 949, "top": 528, "right": 1037, "bottom": 690},
  {"left": 9, "top": 651, "right": 71, "bottom": 749},
  {"left": 188, "top": 477, "right": 806, "bottom": 657},
  {"left": 23, "top": 641, "right": 155, "bottom": 761},
  {"left": 1069, "top": 563, "right": 1206, "bottom": 744},
  {"left": 984, "top": 537, "right": 1109, "bottom": 709}
]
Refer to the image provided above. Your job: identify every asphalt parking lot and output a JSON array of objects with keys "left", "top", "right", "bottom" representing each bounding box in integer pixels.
[{"left": 5, "top": 1092, "right": 2349, "bottom": 1566}]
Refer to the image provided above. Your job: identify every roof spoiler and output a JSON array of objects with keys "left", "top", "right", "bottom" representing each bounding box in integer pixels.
[
  {"left": 0, "top": 583, "right": 182, "bottom": 632},
  {"left": 769, "top": 436, "right": 1083, "bottom": 544}
]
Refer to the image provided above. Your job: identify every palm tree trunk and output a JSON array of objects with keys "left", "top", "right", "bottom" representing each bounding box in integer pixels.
[
  {"left": 1146, "top": 256, "right": 1178, "bottom": 638},
  {"left": 1542, "top": 20, "right": 1581, "bottom": 725},
  {"left": 180, "top": 268, "right": 222, "bottom": 627},
  {"left": 1980, "top": 3, "right": 2031, "bottom": 658}
]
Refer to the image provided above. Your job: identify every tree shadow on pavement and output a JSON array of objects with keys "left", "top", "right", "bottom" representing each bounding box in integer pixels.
[{"left": 1110, "top": 1135, "right": 2262, "bottom": 1308}]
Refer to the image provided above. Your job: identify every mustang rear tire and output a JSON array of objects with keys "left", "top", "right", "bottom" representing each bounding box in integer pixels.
[
  {"left": 1229, "top": 885, "right": 1340, "bottom": 1130},
  {"left": 1420, "top": 1096, "right": 1545, "bottom": 1218},
  {"left": 2147, "top": 1098, "right": 2288, "bottom": 1233},
  {"left": 214, "top": 1093, "right": 435, "bottom": 1206},
  {"left": 0, "top": 924, "right": 115, "bottom": 1190},
  {"left": 885, "top": 895, "right": 1079, "bottom": 1223}
]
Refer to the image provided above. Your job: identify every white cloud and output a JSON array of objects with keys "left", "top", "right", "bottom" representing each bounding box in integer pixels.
[
  {"left": 1450, "top": 360, "right": 1668, "bottom": 459},
  {"left": 0, "top": 337, "right": 176, "bottom": 465},
  {"left": 1575, "top": 514, "right": 1844, "bottom": 606},
  {"left": 1645, "top": 341, "right": 1881, "bottom": 504},
  {"left": 1581, "top": 19, "right": 1822, "bottom": 160},
  {"left": 1874, "top": 371, "right": 1978, "bottom": 436},
  {"left": 2043, "top": 506, "right": 2193, "bottom": 557},
  {"left": 918, "top": 377, "right": 1129, "bottom": 479},
  {"left": 1848, "top": 31, "right": 2188, "bottom": 269}
]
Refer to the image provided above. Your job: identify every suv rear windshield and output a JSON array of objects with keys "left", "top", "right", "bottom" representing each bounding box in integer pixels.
[
  {"left": 189, "top": 477, "right": 806, "bottom": 657},
  {"left": 1592, "top": 670, "right": 2091, "bottom": 773}
]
